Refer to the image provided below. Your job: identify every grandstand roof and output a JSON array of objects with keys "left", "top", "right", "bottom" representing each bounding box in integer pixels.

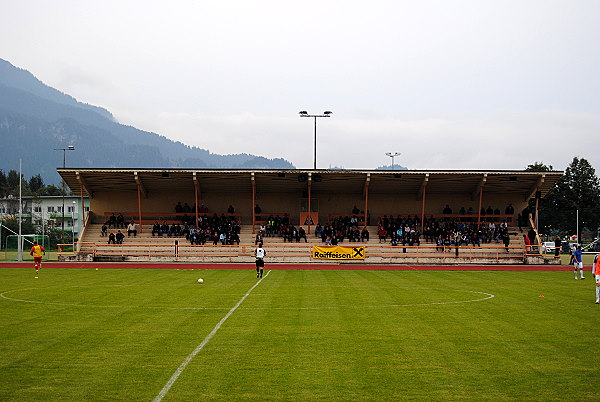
[{"left": 58, "top": 169, "right": 562, "bottom": 200}]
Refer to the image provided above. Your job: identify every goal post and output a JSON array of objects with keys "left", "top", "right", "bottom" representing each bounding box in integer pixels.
[{"left": 5, "top": 235, "right": 50, "bottom": 251}]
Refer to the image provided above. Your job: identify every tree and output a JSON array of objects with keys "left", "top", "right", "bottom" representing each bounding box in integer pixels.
[
  {"left": 5, "top": 169, "right": 30, "bottom": 195},
  {"left": 525, "top": 162, "right": 553, "bottom": 172},
  {"left": 37, "top": 185, "right": 62, "bottom": 196},
  {"left": 28, "top": 174, "right": 44, "bottom": 193},
  {"left": 0, "top": 170, "right": 7, "bottom": 197},
  {"left": 6, "top": 169, "right": 20, "bottom": 190},
  {"left": 538, "top": 157, "right": 600, "bottom": 242}
]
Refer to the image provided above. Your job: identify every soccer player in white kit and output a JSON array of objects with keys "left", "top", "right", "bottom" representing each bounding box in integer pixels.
[{"left": 255, "top": 242, "right": 266, "bottom": 278}]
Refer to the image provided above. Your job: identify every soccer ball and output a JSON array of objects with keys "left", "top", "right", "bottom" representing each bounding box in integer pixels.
[{"left": 197, "top": 278, "right": 204, "bottom": 284}]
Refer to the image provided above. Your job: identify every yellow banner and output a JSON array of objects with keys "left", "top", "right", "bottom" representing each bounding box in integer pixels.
[{"left": 312, "top": 246, "right": 365, "bottom": 260}]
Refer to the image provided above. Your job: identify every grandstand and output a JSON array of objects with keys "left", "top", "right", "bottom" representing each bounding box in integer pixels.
[{"left": 57, "top": 169, "right": 562, "bottom": 264}]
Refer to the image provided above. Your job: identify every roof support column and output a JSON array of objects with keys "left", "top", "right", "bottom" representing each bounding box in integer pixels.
[
  {"left": 134, "top": 172, "right": 143, "bottom": 233},
  {"left": 477, "top": 186, "right": 483, "bottom": 228},
  {"left": 419, "top": 174, "right": 429, "bottom": 230},
  {"left": 193, "top": 173, "right": 199, "bottom": 229},
  {"left": 475, "top": 174, "right": 487, "bottom": 228},
  {"left": 364, "top": 174, "right": 370, "bottom": 228},
  {"left": 307, "top": 173, "right": 312, "bottom": 234},
  {"left": 251, "top": 173, "right": 256, "bottom": 234}
]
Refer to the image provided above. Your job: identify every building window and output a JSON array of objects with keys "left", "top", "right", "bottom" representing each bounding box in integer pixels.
[
  {"left": 34, "top": 207, "right": 42, "bottom": 213},
  {"left": 48, "top": 206, "right": 55, "bottom": 213},
  {"left": 68, "top": 206, "right": 75, "bottom": 213}
]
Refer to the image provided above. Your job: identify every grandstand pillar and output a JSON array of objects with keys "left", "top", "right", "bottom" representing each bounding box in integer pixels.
[
  {"left": 419, "top": 174, "right": 429, "bottom": 230},
  {"left": 420, "top": 184, "right": 426, "bottom": 230},
  {"left": 477, "top": 186, "right": 483, "bottom": 227},
  {"left": 475, "top": 174, "right": 487, "bottom": 228},
  {"left": 137, "top": 182, "right": 142, "bottom": 233},
  {"left": 193, "top": 173, "right": 199, "bottom": 230},
  {"left": 364, "top": 174, "right": 370, "bottom": 228},
  {"left": 307, "top": 174, "right": 312, "bottom": 234}
]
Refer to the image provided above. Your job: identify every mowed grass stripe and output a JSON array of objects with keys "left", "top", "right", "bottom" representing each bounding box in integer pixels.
[{"left": 0, "top": 268, "right": 598, "bottom": 400}]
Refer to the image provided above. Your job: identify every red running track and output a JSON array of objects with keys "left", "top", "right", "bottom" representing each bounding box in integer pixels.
[{"left": 0, "top": 262, "right": 569, "bottom": 271}]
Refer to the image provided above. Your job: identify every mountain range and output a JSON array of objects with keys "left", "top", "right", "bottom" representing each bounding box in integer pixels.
[{"left": 0, "top": 58, "right": 294, "bottom": 185}]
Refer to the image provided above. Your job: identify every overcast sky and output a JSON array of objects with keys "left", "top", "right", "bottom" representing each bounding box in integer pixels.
[{"left": 2, "top": 0, "right": 599, "bottom": 171}]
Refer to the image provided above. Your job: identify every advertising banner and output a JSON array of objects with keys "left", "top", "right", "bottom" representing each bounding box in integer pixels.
[{"left": 312, "top": 246, "right": 365, "bottom": 260}]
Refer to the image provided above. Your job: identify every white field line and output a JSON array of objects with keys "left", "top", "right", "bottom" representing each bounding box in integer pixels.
[
  {"left": 152, "top": 270, "right": 271, "bottom": 402},
  {"left": 0, "top": 288, "right": 495, "bottom": 310}
]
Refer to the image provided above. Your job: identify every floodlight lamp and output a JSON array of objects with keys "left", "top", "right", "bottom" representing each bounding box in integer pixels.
[
  {"left": 299, "top": 111, "right": 308, "bottom": 115},
  {"left": 68, "top": 145, "right": 75, "bottom": 150},
  {"left": 323, "top": 111, "right": 332, "bottom": 115}
]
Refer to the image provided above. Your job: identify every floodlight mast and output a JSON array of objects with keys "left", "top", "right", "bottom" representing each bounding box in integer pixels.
[
  {"left": 53, "top": 146, "right": 75, "bottom": 244},
  {"left": 385, "top": 152, "right": 401, "bottom": 170},
  {"left": 299, "top": 111, "right": 332, "bottom": 170}
]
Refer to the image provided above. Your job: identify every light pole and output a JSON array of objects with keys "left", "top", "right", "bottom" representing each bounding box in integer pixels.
[
  {"left": 299, "top": 111, "right": 332, "bottom": 169},
  {"left": 54, "top": 145, "right": 75, "bottom": 244},
  {"left": 72, "top": 200, "right": 76, "bottom": 246},
  {"left": 386, "top": 152, "right": 401, "bottom": 170}
]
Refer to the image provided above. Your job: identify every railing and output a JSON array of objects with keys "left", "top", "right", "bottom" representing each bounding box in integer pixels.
[
  {"left": 76, "top": 213, "right": 92, "bottom": 253},
  {"left": 369, "top": 245, "right": 524, "bottom": 263},
  {"left": 84, "top": 241, "right": 526, "bottom": 263}
]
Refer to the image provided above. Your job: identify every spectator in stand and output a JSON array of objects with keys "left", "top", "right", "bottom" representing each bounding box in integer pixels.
[
  {"left": 152, "top": 222, "right": 161, "bottom": 236},
  {"left": 378, "top": 226, "right": 388, "bottom": 243},
  {"left": 314, "top": 223, "right": 323, "bottom": 238},
  {"left": 361, "top": 227, "right": 369, "bottom": 242},
  {"left": 527, "top": 228, "right": 537, "bottom": 251},
  {"left": 115, "top": 230, "right": 125, "bottom": 244},
  {"left": 505, "top": 203, "right": 514, "bottom": 223},
  {"left": 127, "top": 221, "right": 137, "bottom": 237},
  {"left": 108, "top": 232, "right": 116, "bottom": 244},
  {"left": 352, "top": 205, "right": 360, "bottom": 214},
  {"left": 101, "top": 223, "right": 108, "bottom": 237},
  {"left": 471, "top": 231, "right": 481, "bottom": 247},
  {"left": 227, "top": 205, "right": 235, "bottom": 214},
  {"left": 109, "top": 213, "right": 117, "bottom": 228},
  {"left": 298, "top": 226, "right": 307, "bottom": 242},
  {"left": 254, "top": 204, "right": 262, "bottom": 214},
  {"left": 255, "top": 231, "right": 263, "bottom": 245},
  {"left": 459, "top": 206, "right": 466, "bottom": 215},
  {"left": 117, "top": 213, "right": 125, "bottom": 228},
  {"left": 175, "top": 202, "right": 183, "bottom": 213},
  {"left": 523, "top": 234, "right": 531, "bottom": 254},
  {"left": 443, "top": 204, "right": 452, "bottom": 214},
  {"left": 503, "top": 231, "right": 510, "bottom": 252},
  {"left": 160, "top": 221, "right": 169, "bottom": 237},
  {"left": 183, "top": 203, "right": 191, "bottom": 213}
]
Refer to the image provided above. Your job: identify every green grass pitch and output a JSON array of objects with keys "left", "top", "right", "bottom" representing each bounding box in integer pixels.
[{"left": 0, "top": 267, "right": 598, "bottom": 400}]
